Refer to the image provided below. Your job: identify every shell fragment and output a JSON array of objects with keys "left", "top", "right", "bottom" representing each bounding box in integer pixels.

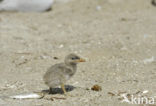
[{"left": 9, "top": 92, "right": 44, "bottom": 99}]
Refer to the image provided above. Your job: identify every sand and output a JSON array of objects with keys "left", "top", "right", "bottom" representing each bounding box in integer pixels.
[{"left": 0, "top": 0, "right": 156, "bottom": 106}]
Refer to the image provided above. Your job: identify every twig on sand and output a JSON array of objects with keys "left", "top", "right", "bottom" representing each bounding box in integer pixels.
[{"left": 14, "top": 52, "right": 32, "bottom": 55}]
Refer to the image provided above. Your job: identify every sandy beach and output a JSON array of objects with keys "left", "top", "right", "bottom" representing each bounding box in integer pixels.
[{"left": 0, "top": 0, "right": 156, "bottom": 105}]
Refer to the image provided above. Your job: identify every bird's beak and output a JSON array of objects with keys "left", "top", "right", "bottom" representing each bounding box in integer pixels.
[{"left": 77, "top": 58, "right": 86, "bottom": 62}]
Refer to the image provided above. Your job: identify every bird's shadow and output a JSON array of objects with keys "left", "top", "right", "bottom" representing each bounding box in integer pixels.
[{"left": 42, "top": 85, "right": 75, "bottom": 94}]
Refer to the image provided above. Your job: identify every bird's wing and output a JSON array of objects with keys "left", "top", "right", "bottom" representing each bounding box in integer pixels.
[
  {"left": 55, "top": 64, "right": 72, "bottom": 74},
  {"left": 53, "top": 64, "right": 74, "bottom": 76}
]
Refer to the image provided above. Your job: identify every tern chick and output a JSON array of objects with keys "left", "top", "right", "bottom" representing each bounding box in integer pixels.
[{"left": 43, "top": 53, "right": 85, "bottom": 95}]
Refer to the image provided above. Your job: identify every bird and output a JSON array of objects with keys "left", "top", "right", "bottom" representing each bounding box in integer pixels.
[
  {"left": 0, "top": 0, "right": 54, "bottom": 12},
  {"left": 43, "top": 53, "right": 85, "bottom": 95}
]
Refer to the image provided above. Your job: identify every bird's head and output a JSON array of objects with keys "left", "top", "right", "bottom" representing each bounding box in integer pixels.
[{"left": 65, "top": 53, "right": 85, "bottom": 65}]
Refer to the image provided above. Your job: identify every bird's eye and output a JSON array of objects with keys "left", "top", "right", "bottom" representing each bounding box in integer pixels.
[{"left": 71, "top": 56, "right": 80, "bottom": 60}]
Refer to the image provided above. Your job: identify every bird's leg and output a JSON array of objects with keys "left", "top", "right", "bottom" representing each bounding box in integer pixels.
[
  {"left": 61, "top": 83, "right": 67, "bottom": 95},
  {"left": 61, "top": 84, "right": 74, "bottom": 97},
  {"left": 49, "top": 87, "right": 53, "bottom": 94}
]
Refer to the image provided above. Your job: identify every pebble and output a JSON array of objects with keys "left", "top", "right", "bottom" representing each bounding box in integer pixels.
[{"left": 96, "top": 6, "right": 102, "bottom": 11}]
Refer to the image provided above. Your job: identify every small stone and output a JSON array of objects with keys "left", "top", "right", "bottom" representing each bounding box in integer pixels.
[
  {"left": 142, "top": 90, "right": 148, "bottom": 94},
  {"left": 96, "top": 6, "right": 101, "bottom": 11},
  {"left": 108, "top": 92, "right": 115, "bottom": 96},
  {"left": 53, "top": 57, "right": 58, "bottom": 59},
  {"left": 91, "top": 84, "right": 102, "bottom": 91},
  {"left": 59, "top": 44, "right": 64, "bottom": 48}
]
